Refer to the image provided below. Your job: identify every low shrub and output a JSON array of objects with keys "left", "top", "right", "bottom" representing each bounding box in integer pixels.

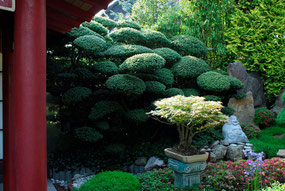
[
  {"left": 88, "top": 101, "right": 122, "bottom": 121},
  {"left": 73, "top": 35, "right": 107, "bottom": 52},
  {"left": 197, "top": 72, "right": 231, "bottom": 92},
  {"left": 75, "top": 127, "right": 103, "bottom": 142},
  {"left": 221, "top": 107, "right": 235, "bottom": 116},
  {"left": 81, "top": 21, "right": 108, "bottom": 36},
  {"left": 164, "top": 88, "right": 184, "bottom": 97},
  {"left": 120, "top": 53, "right": 165, "bottom": 73},
  {"left": 213, "top": 69, "right": 228, "bottom": 76},
  {"left": 228, "top": 76, "right": 244, "bottom": 90},
  {"left": 154, "top": 48, "right": 182, "bottom": 65},
  {"left": 171, "top": 35, "right": 207, "bottom": 57},
  {"left": 92, "top": 61, "right": 119, "bottom": 75},
  {"left": 262, "top": 182, "right": 285, "bottom": 191},
  {"left": 254, "top": 107, "right": 275, "bottom": 129},
  {"left": 106, "top": 74, "right": 146, "bottom": 95},
  {"left": 172, "top": 56, "right": 210, "bottom": 78},
  {"left": 109, "top": 27, "right": 145, "bottom": 45},
  {"left": 250, "top": 126, "right": 285, "bottom": 158},
  {"left": 204, "top": 95, "right": 222, "bottom": 102},
  {"left": 282, "top": 92, "right": 285, "bottom": 102},
  {"left": 103, "top": 45, "right": 153, "bottom": 59},
  {"left": 78, "top": 171, "right": 141, "bottom": 191},
  {"left": 117, "top": 20, "right": 142, "bottom": 30},
  {"left": 183, "top": 88, "right": 199, "bottom": 97},
  {"left": 202, "top": 158, "right": 285, "bottom": 191},
  {"left": 241, "top": 123, "right": 261, "bottom": 139},
  {"left": 276, "top": 109, "right": 285, "bottom": 126},
  {"left": 93, "top": 16, "right": 118, "bottom": 28},
  {"left": 153, "top": 68, "right": 174, "bottom": 86},
  {"left": 68, "top": 26, "right": 103, "bottom": 38},
  {"left": 125, "top": 109, "right": 149, "bottom": 123},
  {"left": 232, "top": 93, "right": 247, "bottom": 99},
  {"left": 62, "top": 87, "right": 92, "bottom": 105},
  {"left": 142, "top": 30, "right": 171, "bottom": 48},
  {"left": 145, "top": 81, "right": 166, "bottom": 95}
]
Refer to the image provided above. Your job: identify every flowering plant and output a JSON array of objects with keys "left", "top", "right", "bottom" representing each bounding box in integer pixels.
[
  {"left": 254, "top": 108, "right": 275, "bottom": 129},
  {"left": 241, "top": 123, "right": 260, "bottom": 139},
  {"left": 148, "top": 95, "right": 228, "bottom": 151}
]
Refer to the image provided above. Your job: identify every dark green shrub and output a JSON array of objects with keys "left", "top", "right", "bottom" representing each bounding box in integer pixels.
[
  {"left": 142, "top": 30, "right": 171, "bottom": 48},
  {"left": 197, "top": 71, "right": 231, "bottom": 92},
  {"left": 82, "top": 21, "right": 108, "bottom": 36},
  {"left": 172, "top": 56, "right": 210, "bottom": 78},
  {"left": 109, "top": 28, "right": 145, "bottom": 44},
  {"left": 103, "top": 44, "right": 153, "bottom": 59},
  {"left": 73, "top": 35, "right": 107, "bottom": 52},
  {"left": 222, "top": 107, "right": 235, "bottom": 116},
  {"left": 120, "top": 53, "right": 165, "bottom": 73},
  {"left": 171, "top": 35, "right": 207, "bottom": 57},
  {"left": 164, "top": 88, "right": 184, "bottom": 97},
  {"left": 154, "top": 48, "right": 182, "bottom": 64},
  {"left": 241, "top": 123, "right": 260, "bottom": 139},
  {"left": 106, "top": 74, "right": 146, "bottom": 95},
  {"left": 125, "top": 109, "right": 149, "bottom": 122},
  {"left": 118, "top": 20, "right": 142, "bottom": 30},
  {"left": 75, "top": 127, "right": 103, "bottom": 142},
  {"left": 154, "top": 68, "right": 174, "bottom": 86},
  {"left": 254, "top": 107, "right": 275, "bottom": 129},
  {"left": 62, "top": 87, "right": 92, "bottom": 105},
  {"left": 232, "top": 93, "right": 247, "bottom": 99},
  {"left": 145, "top": 81, "right": 166, "bottom": 95},
  {"left": 88, "top": 101, "right": 122, "bottom": 121},
  {"left": 276, "top": 109, "right": 285, "bottom": 126},
  {"left": 95, "top": 121, "right": 110, "bottom": 130},
  {"left": 92, "top": 61, "right": 119, "bottom": 75},
  {"left": 133, "top": 73, "right": 159, "bottom": 81},
  {"left": 74, "top": 68, "right": 99, "bottom": 82},
  {"left": 213, "top": 69, "right": 228, "bottom": 76},
  {"left": 78, "top": 171, "right": 141, "bottom": 191},
  {"left": 283, "top": 92, "right": 285, "bottom": 102},
  {"left": 68, "top": 26, "right": 103, "bottom": 39},
  {"left": 228, "top": 76, "right": 244, "bottom": 90},
  {"left": 93, "top": 16, "right": 118, "bottom": 28},
  {"left": 204, "top": 95, "right": 222, "bottom": 101},
  {"left": 183, "top": 88, "right": 199, "bottom": 97}
]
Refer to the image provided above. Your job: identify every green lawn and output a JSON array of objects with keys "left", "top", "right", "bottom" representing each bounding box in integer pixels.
[{"left": 250, "top": 125, "right": 285, "bottom": 158}]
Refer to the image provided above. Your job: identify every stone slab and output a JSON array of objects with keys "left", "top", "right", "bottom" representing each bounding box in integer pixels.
[
  {"left": 277, "top": 149, "right": 285, "bottom": 158},
  {"left": 47, "top": 179, "right": 57, "bottom": 191}
]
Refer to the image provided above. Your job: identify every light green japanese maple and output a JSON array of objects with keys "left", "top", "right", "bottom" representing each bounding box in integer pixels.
[{"left": 148, "top": 95, "right": 228, "bottom": 150}]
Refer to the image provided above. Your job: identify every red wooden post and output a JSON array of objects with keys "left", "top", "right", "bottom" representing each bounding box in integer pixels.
[{"left": 3, "top": 0, "right": 47, "bottom": 190}]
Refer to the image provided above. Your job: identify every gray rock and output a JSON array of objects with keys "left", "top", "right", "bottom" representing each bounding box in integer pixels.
[
  {"left": 210, "top": 140, "right": 220, "bottom": 148},
  {"left": 230, "top": 144, "right": 238, "bottom": 146},
  {"left": 210, "top": 152, "right": 217, "bottom": 163},
  {"left": 227, "top": 62, "right": 266, "bottom": 107},
  {"left": 220, "top": 140, "right": 230, "bottom": 146},
  {"left": 245, "top": 143, "right": 253, "bottom": 147},
  {"left": 244, "top": 146, "right": 252, "bottom": 150},
  {"left": 200, "top": 148, "right": 206, "bottom": 152},
  {"left": 145, "top": 157, "right": 164, "bottom": 171},
  {"left": 237, "top": 142, "right": 245, "bottom": 145},
  {"left": 223, "top": 115, "right": 249, "bottom": 144},
  {"left": 227, "top": 144, "right": 245, "bottom": 161},
  {"left": 271, "top": 89, "right": 285, "bottom": 115},
  {"left": 212, "top": 145, "right": 227, "bottom": 160},
  {"left": 135, "top": 157, "right": 147, "bottom": 166},
  {"left": 73, "top": 174, "right": 82, "bottom": 180},
  {"left": 277, "top": 149, "right": 285, "bottom": 158},
  {"left": 228, "top": 92, "right": 256, "bottom": 125}
]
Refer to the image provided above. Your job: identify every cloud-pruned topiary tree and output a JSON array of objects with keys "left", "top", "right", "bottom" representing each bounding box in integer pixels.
[{"left": 47, "top": 17, "right": 244, "bottom": 154}]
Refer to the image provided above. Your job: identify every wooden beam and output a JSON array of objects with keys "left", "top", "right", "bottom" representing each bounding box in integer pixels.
[{"left": 46, "top": 7, "right": 83, "bottom": 27}]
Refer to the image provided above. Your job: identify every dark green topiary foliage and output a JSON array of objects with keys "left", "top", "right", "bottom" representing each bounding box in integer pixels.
[
  {"left": 117, "top": 20, "right": 142, "bottom": 30},
  {"left": 228, "top": 76, "right": 244, "bottom": 90},
  {"left": 197, "top": 71, "right": 231, "bottom": 92},
  {"left": 153, "top": 68, "right": 174, "bottom": 86},
  {"left": 125, "top": 109, "right": 149, "bottom": 123},
  {"left": 282, "top": 92, "right": 285, "bottom": 102},
  {"left": 92, "top": 61, "right": 119, "bottom": 75},
  {"left": 120, "top": 53, "right": 165, "bottom": 73},
  {"left": 73, "top": 35, "right": 107, "bottom": 52},
  {"left": 109, "top": 28, "right": 145, "bottom": 45},
  {"left": 222, "top": 107, "right": 235, "bottom": 116},
  {"left": 75, "top": 127, "right": 103, "bottom": 143},
  {"left": 106, "top": 74, "right": 146, "bottom": 95},
  {"left": 172, "top": 56, "right": 210, "bottom": 78},
  {"left": 133, "top": 73, "right": 159, "bottom": 81},
  {"left": 204, "top": 95, "right": 222, "bottom": 101},
  {"left": 62, "top": 87, "right": 92, "bottom": 105},
  {"left": 213, "top": 69, "right": 229, "bottom": 76},
  {"left": 68, "top": 26, "right": 104, "bottom": 39},
  {"left": 74, "top": 68, "right": 99, "bottom": 82},
  {"left": 154, "top": 48, "right": 182, "bottom": 65},
  {"left": 95, "top": 121, "right": 110, "bottom": 130},
  {"left": 164, "top": 88, "right": 184, "bottom": 97},
  {"left": 142, "top": 30, "right": 171, "bottom": 49},
  {"left": 103, "top": 45, "right": 154, "bottom": 59},
  {"left": 78, "top": 171, "right": 141, "bottom": 191},
  {"left": 145, "top": 81, "right": 166, "bottom": 95},
  {"left": 171, "top": 35, "right": 207, "bottom": 57},
  {"left": 276, "top": 109, "right": 285, "bottom": 126},
  {"left": 183, "top": 88, "right": 200, "bottom": 97},
  {"left": 232, "top": 93, "right": 247, "bottom": 99},
  {"left": 93, "top": 16, "right": 118, "bottom": 28},
  {"left": 88, "top": 101, "right": 122, "bottom": 121},
  {"left": 82, "top": 21, "right": 108, "bottom": 36}
]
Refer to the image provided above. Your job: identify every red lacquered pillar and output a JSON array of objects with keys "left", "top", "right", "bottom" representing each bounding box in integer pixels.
[{"left": 3, "top": 0, "right": 47, "bottom": 190}]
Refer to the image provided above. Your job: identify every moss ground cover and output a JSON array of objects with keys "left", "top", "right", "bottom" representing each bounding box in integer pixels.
[{"left": 250, "top": 126, "right": 285, "bottom": 158}]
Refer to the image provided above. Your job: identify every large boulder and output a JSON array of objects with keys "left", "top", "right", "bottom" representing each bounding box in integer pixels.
[
  {"left": 228, "top": 91, "right": 255, "bottom": 125},
  {"left": 227, "top": 62, "right": 266, "bottom": 107},
  {"left": 211, "top": 145, "right": 227, "bottom": 160},
  {"left": 222, "top": 115, "right": 249, "bottom": 144},
  {"left": 227, "top": 144, "right": 244, "bottom": 161},
  {"left": 271, "top": 89, "right": 285, "bottom": 115}
]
